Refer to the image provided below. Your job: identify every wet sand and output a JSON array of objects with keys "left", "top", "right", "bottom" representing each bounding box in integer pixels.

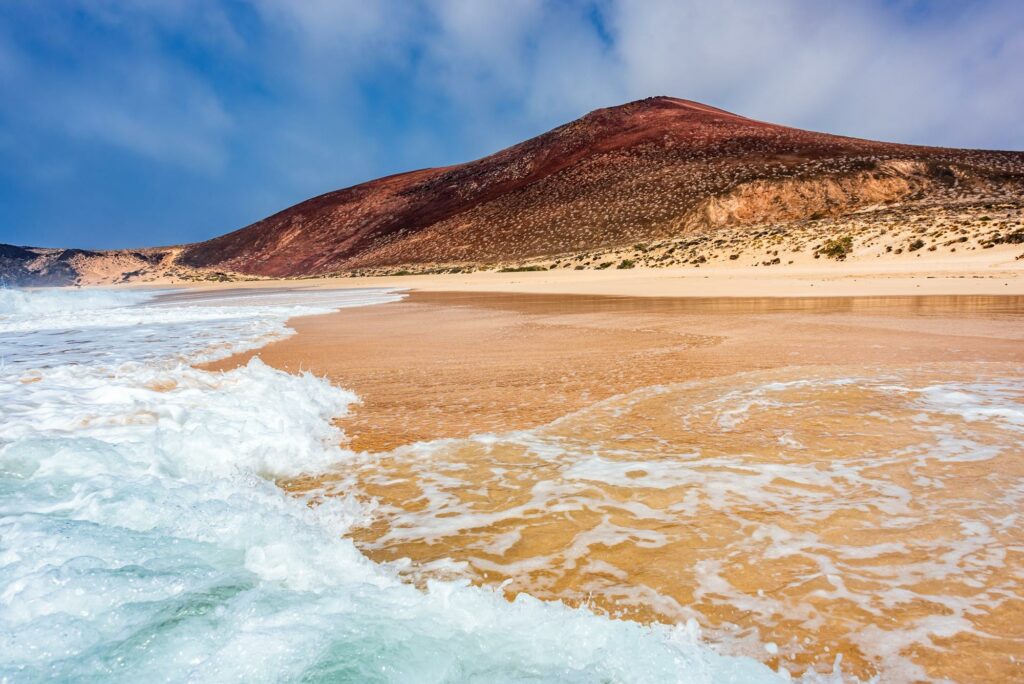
[
  {"left": 207, "top": 292, "right": 1024, "bottom": 451},
  {"left": 206, "top": 292, "right": 1024, "bottom": 680}
]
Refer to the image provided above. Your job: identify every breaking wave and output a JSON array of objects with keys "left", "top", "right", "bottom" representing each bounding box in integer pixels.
[{"left": 0, "top": 287, "right": 797, "bottom": 682}]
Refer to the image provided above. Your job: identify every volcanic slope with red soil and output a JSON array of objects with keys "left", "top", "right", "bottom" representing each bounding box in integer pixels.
[{"left": 179, "top": 97, "right": 1024, "bottom": 277}]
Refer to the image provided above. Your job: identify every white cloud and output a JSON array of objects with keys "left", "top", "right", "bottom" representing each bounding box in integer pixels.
[
  {"left": 602, "top": 0, "right": 1024, "bottom": 149},
  {"left": 7, "top": 0, "right": 1020, "bottom": 180}
]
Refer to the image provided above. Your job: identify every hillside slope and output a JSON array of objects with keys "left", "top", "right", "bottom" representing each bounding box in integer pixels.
[
  {"left": 5, "top": 96, "right": 1022, "bottom": 286},
  {"left": 178, "top": 96, "right": 1024, "bottom": 277}
]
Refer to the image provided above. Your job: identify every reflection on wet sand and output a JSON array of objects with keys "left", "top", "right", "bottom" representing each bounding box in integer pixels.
[
  {"left": 240, "top": 293, "right": 1023, "bottom": 681},
  {"left": 437, "top": 292, "right": 1024, "bottom": 317}
]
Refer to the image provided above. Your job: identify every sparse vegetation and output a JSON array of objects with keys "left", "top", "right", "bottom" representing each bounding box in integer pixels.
[
  {"left": 499, "top": 265, "right": 547, "bottom": 272},
  {"left": 991, "top": 229, "right": 1024, "bottom": 245}
]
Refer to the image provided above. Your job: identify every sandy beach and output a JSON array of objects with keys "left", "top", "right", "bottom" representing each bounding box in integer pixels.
[
  {"left": 157, "top": 244, "right": 1024, "bottom": 299},
  {"left": 204, "top": 286, "right": 1024, "bottom": 681}
]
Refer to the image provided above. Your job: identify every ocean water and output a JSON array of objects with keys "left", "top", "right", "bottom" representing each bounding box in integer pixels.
[{"left": 0, "top": 287, "right": 796, "bottom": 683}]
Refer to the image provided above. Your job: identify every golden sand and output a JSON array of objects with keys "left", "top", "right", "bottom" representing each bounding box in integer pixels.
[{"left": 208, "top": 292, "right": 1024, "bottom": 680}]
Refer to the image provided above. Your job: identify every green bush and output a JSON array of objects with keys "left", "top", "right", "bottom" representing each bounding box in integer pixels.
[
  {"left": 819, "top": 236, "right": 853, "bottom": 260},
  {"left": 617, "top": 259, "right": 636, "bottom": 269}
]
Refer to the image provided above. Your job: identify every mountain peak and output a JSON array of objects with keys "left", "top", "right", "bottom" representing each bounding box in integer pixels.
[
  {"left": 166, "top": 97, "right": 1024, "bottom": 278},
  {"left": 585, "top": 96, "right": 748, "bottom": 122}
]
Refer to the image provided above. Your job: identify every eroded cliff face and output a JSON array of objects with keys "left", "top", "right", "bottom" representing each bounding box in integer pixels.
[{"left": 691, "top": 160, "right": 934, "bottom": 229}]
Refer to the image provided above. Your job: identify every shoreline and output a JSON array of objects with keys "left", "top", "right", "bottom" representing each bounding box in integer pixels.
[{"left": 134, "top": 251, "right": 1024, "bottom": 299}]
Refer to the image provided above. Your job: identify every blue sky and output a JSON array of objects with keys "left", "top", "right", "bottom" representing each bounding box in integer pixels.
[{"left": 1, "top": 1, "right": 1022, "bottom": 249}]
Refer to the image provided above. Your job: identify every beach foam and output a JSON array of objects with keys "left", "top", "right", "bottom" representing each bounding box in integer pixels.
[{"left": 339, "top": 365, "right": 1024, "bottom": 679}]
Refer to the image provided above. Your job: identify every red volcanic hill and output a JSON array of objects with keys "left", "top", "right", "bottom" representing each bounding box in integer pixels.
[{"left": 179, "top": 97, "right": 1024, "bottom": 277}]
